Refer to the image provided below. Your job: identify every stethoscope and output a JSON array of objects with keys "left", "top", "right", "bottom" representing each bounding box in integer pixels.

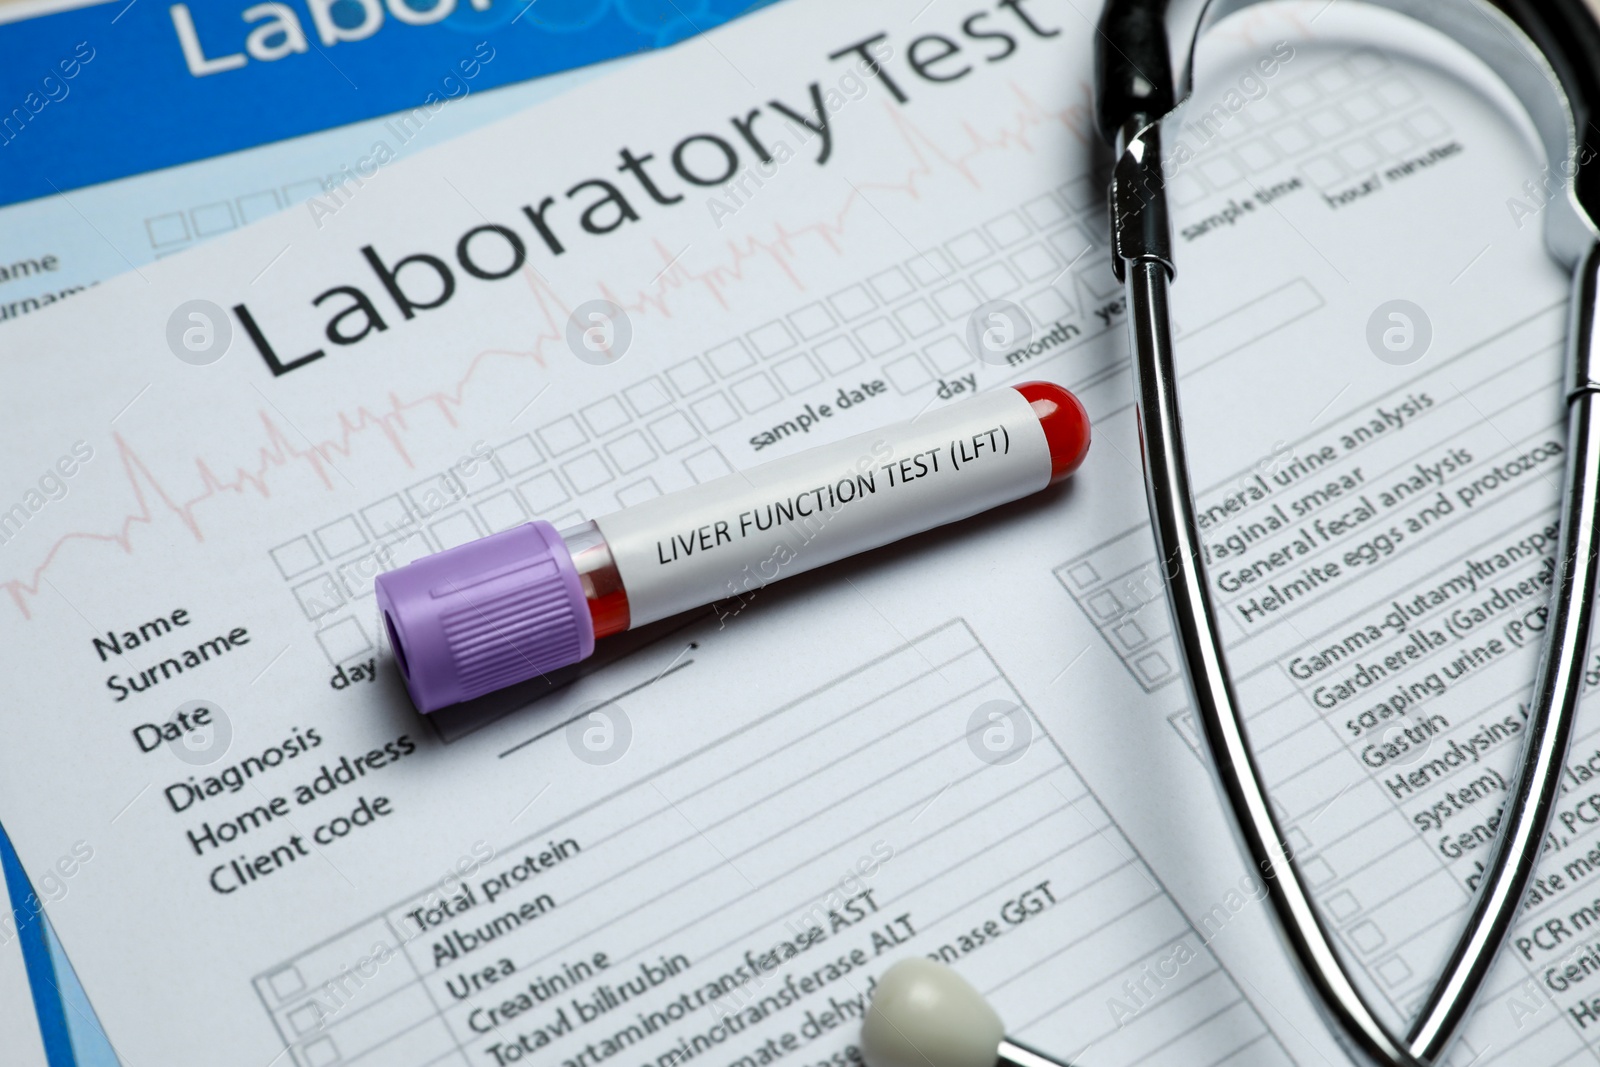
[{"left": 855, "top": 2, "right": 1600, "bottom": 1066}]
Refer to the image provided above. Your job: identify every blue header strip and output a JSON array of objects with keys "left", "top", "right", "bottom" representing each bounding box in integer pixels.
[
  {"left": 1, "top": 825, "right": 75, "bottom": 1067},
  {"left": 0, "top": 0, "right": 773, "bottom": 208}
]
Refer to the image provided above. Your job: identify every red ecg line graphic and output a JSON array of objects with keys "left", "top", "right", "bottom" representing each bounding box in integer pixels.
[{"left": 6, "top": 82, "right": 1101, "bottom": 619}]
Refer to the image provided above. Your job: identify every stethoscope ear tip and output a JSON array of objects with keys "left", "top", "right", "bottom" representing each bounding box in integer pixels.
[{"left": 861, "top": 958, "right": 1006, "bottom": 1067}]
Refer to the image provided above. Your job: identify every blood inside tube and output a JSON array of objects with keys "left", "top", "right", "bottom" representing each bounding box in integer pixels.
[
  {"left": 1013, "top": 381, "right": 1090, "bottom": 484},
  {"left": 563, "top": 520, "right": 631, "bottom": 639}
]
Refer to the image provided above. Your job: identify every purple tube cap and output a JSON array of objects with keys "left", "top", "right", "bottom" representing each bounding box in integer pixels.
[{"left": 375, "top": 521, "right": 595, "bottom": 713}]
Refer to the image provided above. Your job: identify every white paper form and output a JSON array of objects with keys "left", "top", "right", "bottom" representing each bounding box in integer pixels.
[{"left": 0, "top": 1, "right": 1316, "bottom": 1064}]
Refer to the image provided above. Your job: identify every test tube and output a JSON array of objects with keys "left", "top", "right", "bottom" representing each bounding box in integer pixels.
[{"left": 376, "top": 381, "right": 1089, "bottom": 711}]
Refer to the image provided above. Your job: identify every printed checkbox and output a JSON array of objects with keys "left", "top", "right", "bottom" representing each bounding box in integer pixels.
[
  {"left": 1235, "top": 139, "right": 1280, "bottom": 171},
  {"left": 855, "top": 318, "right": 904, "bottom": 357},
  {"left": 1065, "top": 562, "right": 1098, "bottom": 587},
  {"left": 606, "top": 431, "right": 657, "bottom": 473},
  {"left": 731, "top": 373, "right": 782, "bottom": 414},
  {"left": 1048, "top": 225, "right": 1095, "bottom": 266},
  {"left": 624, "top": 378, "right": 673, "bottom": 416},
  {"left": 648, "top": 411, "right": 699, "bottom": 453},
  {"left": 1306, "top": 107, "right": 1350, "bottom": 139},
  {"left": 667, "top": 356, "right": 714, "bottom": 396},
  {"left": 294, "top": 574, "right": 345, "bottom": 620},
  {"left": 1023, "top": 289, "right": 1073, "bottom": 327},
  {"left": 972, "top": 263, "right": 1020, "bottom": 300},
  {"left": 561, "top": 452, "right": 615, "bottom": 493},
  {"left": 1198, "top": 153, "right": 1245, "bottom": 188},
  {"left": 492, "top": 435, "right": 542, "bottom": 477},
  {"left": 1313, "top": 62, "right": 1354, "bottom": 94},
  {"left": 774, "top": 353, "right": 823, "bottom": 394},
  {"left": 1134, "top": 651, "right": 1173, "bottom": 684},
  {"left": 271, "top": 537, "right": 321, "bottom": 580},
  {"left": 383, "top": 532, "right": 431, "bottom": 568},
  {"left": 829, "top": 284, "right": 877, "bottom": 321},
  {"left": 1349, "top": 48, "right": 1388, "bottom": 78},
  {"left": 869, "top": 267, "right": 914, "bottom": 303},
  {"left": 1300, "top": 856, "right": 1336, "bottom": 885},
  {"left": 191, "top": 202, "right": 237, "bottom": 237},
  {"left": 361, "top": 496, "right": 413, "bottom": 538},
  {"left": 1280, "top": 80, "right": 1320, "bottom": 109},
  {"left": 894, "top": 300, "right": 942, "bottom": 338},
  {"left": 518, "top": 471, "right": 570, "bottom": 513},
  {"left": 1337, "top": 139, "right": 1381, "bottom": 171},
  {"left": 616, "top": 478, "right": 661, "bottom": 507},
  {"left": 457, "top": 454, "right": 504, "bottom": 495},
  {"left": 237, "top": 190, "right": 280, "bottom": 224},
  {"left": 1168, "top": 709, "right": 1203, "bottom": 756},
  {"left": 691, "top": 393, "right": 739, "bottom": 432},
  {"left": 146, "top": 212, "right": 189, "bottom": 248},
  {"left": 282, "top": 178, "right": 323, "bottom": 203},
  {"left": 931, "top": 281, "right": 979, "bottom": 320},
  {"left": 984, "top": 212, "right": 1030, "bottom": 247},
  {"left": 316, "top": 617, "right": 370, "bottom": 665},
  {"left": 788, "top": 303, "right": 836, "bottom": 339},
  {"left": 1376, "top": 956, "right": 1412, "bottom": 987},
  {"left": 338, "top": 556, "right": 382, "bottom": 598},
  {"left": 1087, "top": 591, "right": 1121, "bottom": 620},
  {"left": 1324, "top": 890, "right": 1361, "bottom": 922},
  {"left": 923, "top": 336, "right": 971, "bottom": 374},
  {"left": 476, "top": 491, "right": 528, "bottom": 532},
  {"left": 1286, "top": 827, "right": 1312, "bottom": 856},
  {"left": 302, "top": 1035, "right": 340, "bottom": 1067},
  {"left": 288, "top": 1002, "right": 323, "bottom": 1035},
  {"left": 706, "top": 339, "right": 756, "bottom": 376},
  {"left": 945, "top": 230, "right": 992, "bottom": 267},
  {"left": 429, "top": 511, "right": 482, "bottom": 549},
  {"left": 813, "top": 336, "right": 863, "bottom": 374},
  {"left": 684, "top": 447, "right": 732, "bottom": 483},
  {"left": 1011, "top": 244, "right": 1058, "bottom": 282},
  {"left": 1022, "top": 194, "right": 1066, "bottom": 229},
  {"left": 746, "top": 322, "right": 796, "bottom": 358},
  {"left": 1079, "top": 262, "right": 1120, "bottom": 300},
  {"left": 905, "top": 249, "right": 954, "bottom": 286},
  {"left": 1112, "top": 621, "right": 1147, "bottom": 650},
  {"left": 267, "top": 965, "right": 306, "bottom": 1000},
  {"left": 407, "top": 473, "right": 463, "bottom": 518},
  {"left": 1331, "top": 140, "right": 1382, "bottom": 174},
  {"left": 1269, "top": 122, "right": 1314, "bottom": 156},
  {"left": 1375, "top": 77, "right": 1419, "bottom": 109},
  {"left": 1348, "top": 921, "right": 1387, "bottom": 953},
  {"left": 1406, "top": 107, "right": 1448, "bottom": 141},
  {"left": 884, "top": 354, "right": 931, "bottom": 394},
  {"left": 581, "top": 396, "right": 632, "bottom": 436},
  {"left": 1251, "top": 94, "right": 1287, "bottom": 124},
  {"left": 1372, "top": 123, "right": 1416, "bottom": 155},
  {"left": 537, "top": 415, "right": 588, "bottom": 456}
]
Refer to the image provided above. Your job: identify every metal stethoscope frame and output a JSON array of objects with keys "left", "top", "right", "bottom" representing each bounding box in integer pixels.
[{"left": 1096, "top": 1, "right": 1600, "bottom": 1064}]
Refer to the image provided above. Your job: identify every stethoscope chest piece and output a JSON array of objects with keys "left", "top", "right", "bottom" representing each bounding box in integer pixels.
[{"left": 863, "top": 958, "right": 1068, "bottom": 1067}]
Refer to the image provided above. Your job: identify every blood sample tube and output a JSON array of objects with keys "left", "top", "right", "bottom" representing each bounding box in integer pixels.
[{"left": 376, "top": 381, "right": 1089, "bottom": 712}]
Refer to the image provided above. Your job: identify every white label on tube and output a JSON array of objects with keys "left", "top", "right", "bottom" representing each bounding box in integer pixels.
[{"left": 594, "top": 387, "right": 1053, "bottom": 627}]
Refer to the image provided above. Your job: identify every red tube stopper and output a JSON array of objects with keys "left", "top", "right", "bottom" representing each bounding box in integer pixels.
[{"left": 1013, "top": 381, "right": 1090, "bottom": 483}]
